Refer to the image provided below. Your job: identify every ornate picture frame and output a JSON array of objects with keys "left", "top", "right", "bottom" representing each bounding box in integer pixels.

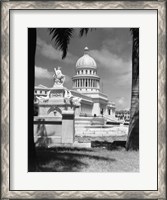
[{"left": 1, "top": 1, "right": 166, "bottom": 199}]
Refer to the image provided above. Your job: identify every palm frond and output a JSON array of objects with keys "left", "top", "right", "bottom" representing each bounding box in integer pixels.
[
  {"left": 79, "top": 28, "right": 89, "bottom": 37},
  {"left": 49, "top": 28, "right": 74, "bottom": 59},
  {"left": 79, "top": 28, "right": 96, "bottom": 37}
]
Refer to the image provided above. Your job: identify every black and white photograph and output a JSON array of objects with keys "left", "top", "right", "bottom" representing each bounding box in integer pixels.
[
  {"left": 1, "top": 2, "right": 165, "bottom": 197},
  {"left": 28, "top": 28, "right": 139, "bottom": 172}
]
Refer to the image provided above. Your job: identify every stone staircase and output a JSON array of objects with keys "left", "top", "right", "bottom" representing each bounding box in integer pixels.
[
  {"left": 75, "top": 124, "right": 128, "bottom": 137},
  {"left": 75, "top": 116, "right": 128, "bottom": 137}
]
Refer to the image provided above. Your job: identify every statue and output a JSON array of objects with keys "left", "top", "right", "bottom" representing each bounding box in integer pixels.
[
  {"left": 53, "top": 66, "right": 65, "bottom": 88},
  {"left": 64, "top": 88, "right": 82, "bottom": 107},
  {"left": 36, "top": 90, "right": 51, "bottom": 103}
]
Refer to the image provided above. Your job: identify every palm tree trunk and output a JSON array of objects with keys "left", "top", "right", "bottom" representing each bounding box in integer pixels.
[
  {"left": 28, "top": 28, "right": 37, "bottom": 171},
  {"left": 126, "top": 29, "right": 139, "bottom": 150}
]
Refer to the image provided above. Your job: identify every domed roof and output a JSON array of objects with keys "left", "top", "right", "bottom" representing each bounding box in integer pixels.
[{"left": 76, "top": 47, "right": 97, "bottom": 69}]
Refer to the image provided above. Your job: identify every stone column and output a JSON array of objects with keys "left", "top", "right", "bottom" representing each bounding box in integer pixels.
[{"left": 62, "top": 110, "right": 75, "bottom": 144}]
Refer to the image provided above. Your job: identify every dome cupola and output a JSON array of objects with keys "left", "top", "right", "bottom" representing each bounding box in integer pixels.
[
  {"left": 72, "top": 47, "right": 100, "bottom": 93},
  {"left": 76, "top": 47, "right": 97, "bottom": 69}
]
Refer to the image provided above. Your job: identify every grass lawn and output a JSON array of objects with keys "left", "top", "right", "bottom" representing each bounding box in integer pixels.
[{"left": 36, "top": 145, "right": 139, "bottom": 172}]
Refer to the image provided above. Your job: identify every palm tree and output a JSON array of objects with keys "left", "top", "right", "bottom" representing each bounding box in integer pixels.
[
  {"left": 28, "top": 28, "right": 89, "bottom": 171},
  {"left": 126, "top": 28, "right": 139, "bottom": 150},
  {"left": 49, "top": 28, "right": 89, "bottom": 58}
]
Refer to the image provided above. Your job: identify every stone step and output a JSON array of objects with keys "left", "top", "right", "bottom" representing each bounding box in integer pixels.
[{"left": 75, "top": 126, "right": 128, "bottom": 137}]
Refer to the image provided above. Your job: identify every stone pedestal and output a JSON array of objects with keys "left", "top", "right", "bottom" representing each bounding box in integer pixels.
[
  {"left": 62, "top": 110, "right": 75, "bottom": 144},
  {"left": 35, "top": 86, "right": 79, "bottom": 146}
]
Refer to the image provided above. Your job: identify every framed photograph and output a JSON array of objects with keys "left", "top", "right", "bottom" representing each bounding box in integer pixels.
[{"left": 1, "top": 1, "right": 166, "bottom": 199}]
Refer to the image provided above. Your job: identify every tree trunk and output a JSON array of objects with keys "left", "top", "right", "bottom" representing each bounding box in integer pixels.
[
  {"left": 28, "top": 28, "right": 37, "bottom": 171},
  {"left": 126, "top": 81, "right": 139, "bottom": 150},
  {"left": 126, "top": 29, "right": 139, "bottom": 150}
]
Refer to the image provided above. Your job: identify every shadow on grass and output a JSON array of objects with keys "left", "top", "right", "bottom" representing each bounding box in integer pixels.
[
  {"left": 36, "top": 147, "right": 116, "bottom": 172},
  {"left": 53, "top": 146, "right": 93, "bottom": 152},
  {"left": 91, "top": 140, "right": 126, "bottom": 150}
]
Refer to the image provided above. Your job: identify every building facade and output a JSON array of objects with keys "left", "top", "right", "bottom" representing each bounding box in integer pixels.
[
  {"left": 34, "top": 47, "right": 116, "bottom": 119},
  {"left": 115, "top": 110, "right": 130, "bottom": 121}
]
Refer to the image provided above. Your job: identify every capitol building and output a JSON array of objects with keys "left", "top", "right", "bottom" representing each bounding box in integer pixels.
[{"left": 34, "top": 47, "right": 116, "bottom": 119}]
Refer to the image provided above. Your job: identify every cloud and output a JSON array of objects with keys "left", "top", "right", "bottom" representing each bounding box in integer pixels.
[
  {"left": 117, "top": 97, "right": 125, "bottom": 105},
  {"left": 35, "top": 66, "right": 53, "bottom": 79},
  {"left": 115, "top": 97, "right": 130, "bottom": 110},
  {"left": 90, "top": 48, "right": 131, "bottom": 71},
  {"left": 90, "top": 48, "right": 132, "bottom": 86},
  {"left": 65, "top": 75, "right": 71, "bottom": 83},
  {"left": 102, "top": 38, "right": 132, "bottom": 61},
  {"left": 37, "top": 37, "right": 77, "bottom": 64}
]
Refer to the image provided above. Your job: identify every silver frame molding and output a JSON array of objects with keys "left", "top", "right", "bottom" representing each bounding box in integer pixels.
[{"left": 1, "top": 1, "right": 166, "bottom": 199}]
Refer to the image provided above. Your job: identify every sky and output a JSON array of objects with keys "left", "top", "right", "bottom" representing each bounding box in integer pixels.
[{"left": 35, "top": 28, "right": 132, "bottom": 110}]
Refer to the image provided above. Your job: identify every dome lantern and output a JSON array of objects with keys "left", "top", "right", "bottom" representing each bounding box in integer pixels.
[{"left": 84, "top": 46, "right": 89, "bottom": 55}]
